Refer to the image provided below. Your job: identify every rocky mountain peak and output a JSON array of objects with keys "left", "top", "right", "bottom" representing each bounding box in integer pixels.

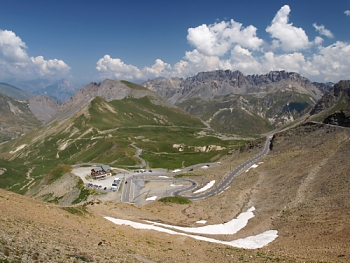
[{"left": 46, "top": 79, "right": 174, "bottom": 124}]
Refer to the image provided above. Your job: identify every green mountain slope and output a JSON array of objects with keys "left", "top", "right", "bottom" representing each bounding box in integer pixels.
[
  {"left": 178, "top": 89, "right": 314, "bottom": 135},
  {"left": 0, "top": 95, "right": 245, "bottom": 197}
]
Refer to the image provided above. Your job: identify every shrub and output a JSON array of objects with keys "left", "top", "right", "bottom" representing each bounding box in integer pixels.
[{"left": 158, "top": 196, "right": 191, "bottom": 204}]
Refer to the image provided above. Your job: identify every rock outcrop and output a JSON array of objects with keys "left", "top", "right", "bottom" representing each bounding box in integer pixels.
[
  {"left": 323, "top": 107, "right": 350, "bottom": 127},
  {"left": 310, "top": 80, "right": 350, "bottom": 115}
]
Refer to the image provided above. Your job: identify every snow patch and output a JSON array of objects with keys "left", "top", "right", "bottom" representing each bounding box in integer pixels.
[
  {"left": 194, "top": 180, "right": 215, "bottom": 194},
  {"left": 104, "top": 206, "right": 278, "bottom": 249},
  {"left": 170, "top": 183, "right": 182, "bottom": 187},
  {"left": 146, "top": 196, "right": 157, "bottom": 201},
  {"left": 245, "top": 162, "right": 264, "bottom": 173}
]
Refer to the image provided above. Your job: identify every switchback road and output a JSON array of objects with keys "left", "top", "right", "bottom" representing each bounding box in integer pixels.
[{"left": 175, "top": 136, "right": 272, "bottom": 201}]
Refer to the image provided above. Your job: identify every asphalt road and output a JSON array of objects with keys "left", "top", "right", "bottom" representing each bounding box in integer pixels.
[
  {"left": 176, "top": 136, "right": 272, "bottom": 201},
  {"left": 121, "top": 177, "right": 134, "bottom": 202},
  {"left": 120, "top": 136, "right": 272, "bottom": 203}
]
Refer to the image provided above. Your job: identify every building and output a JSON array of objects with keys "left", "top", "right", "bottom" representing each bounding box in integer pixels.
[{"left": 91, "top": 165, "right": 112, "bottom": 179}]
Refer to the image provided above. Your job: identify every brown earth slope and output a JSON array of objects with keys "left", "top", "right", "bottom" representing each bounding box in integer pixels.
[{"left": 1, "top": 122, "right": 349, "bottom": 262}]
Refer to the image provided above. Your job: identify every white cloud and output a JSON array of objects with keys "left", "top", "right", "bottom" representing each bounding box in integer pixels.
[
  {"left": 313, "top": 23, "right": 334, "bottom": 38},
  {"left": 96, "top": 55, "right": 142, "bottom": 79},
  {"left": 345, "top": 10, "right": 350, "bottom": 16},
  {"left": 314, "top": 36, "right": 324, "bottom": 46},
  {"left": 261, "top": 51, "right": 307, "bottom": 74},
  {"left": 0, "top": 30, "right": 29, "bottom": 63},
  {"left": 96, "top": 5, "right": 350, "bottom": 83},
  {"left": 187, "top": 19, "right": 263, "bottom": 56},
  {"left": 266, "top": 5, "right": 311, "bottom": 51},
  {"left": 142, "top": 59, "right": 171, "bottom": 78},
  {"left": 220, "top": 45, "right": 261, "bottom": 74},
  {"left": 0, "top": 29, "right": 70, "bottom": 80},
  {"left": 30, "top": 56, "right": 70, "bottom": 76},
  {"left": 309, "top": 41, "right": 350, "bottom": 81}
]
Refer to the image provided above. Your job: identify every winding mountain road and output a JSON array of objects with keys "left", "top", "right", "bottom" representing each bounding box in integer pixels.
[
  {"left": 174, "top": 136, "right": 272, "bottom": 201},
  {"left": 121, "top": 136, "right": 272, "bottom": 203}
]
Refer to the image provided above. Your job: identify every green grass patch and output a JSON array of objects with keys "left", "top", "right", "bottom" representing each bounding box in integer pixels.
[
  {"left": 47, "top": 164, "right": 72, "bottom": 184},
  {"left": 158, "top": 196, "right": 191, "bottom": 204},
  {"left": 0, "top": 159, "right": 28, "bottom": 193},
  {"left": 72, "top": 182, "right": 93, "bottom": 204},
  {"left": 60, "top": 206, "right": 88, "bottom": 216},
  {"left": 174, "top": 172, "right": 202, "bottom": 178}
]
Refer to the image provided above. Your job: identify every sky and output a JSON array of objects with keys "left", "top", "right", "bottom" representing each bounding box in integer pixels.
[{"left": 0, "top": 0, "right": 350, "bottom": 85}]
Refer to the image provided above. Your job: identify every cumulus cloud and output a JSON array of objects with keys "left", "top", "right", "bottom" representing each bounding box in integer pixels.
[
  {"left": 345, "top": 10, "right": 350, "bottom": 16},
  {"left": 0, "top": 29, "right": 70, "bottom": 79},
  {"left": 142, "top": 59, "right": 171, "bottom": 78},
  {"left": 313, "top": 23, "right": 334, "bottom": 38},
  {"left": 266, "top": 5, "right": 311, "bottom": 51},
  {"left": 314, "top": 36, "right": 324, "bottom": 46},
  {"left": 96, "top": 55, "right": 142, "bottom": 79},
  {"left": 0, "top": 30, "right": 28, "bottom": 63},
  {"left": 96, "top": 5, "right": 350, "bottom": 83},
  {"left": 187, "top": 20, "right": 263, "bottom": 56},
  {"left": 30, "top": 56, "right": 70, "bottom": 76},
  {"left": 220, "top": 45, "right": 261, "bottom": 74},
  {"left": 309, "top": 41, "right": 350, "bottom": 81}
]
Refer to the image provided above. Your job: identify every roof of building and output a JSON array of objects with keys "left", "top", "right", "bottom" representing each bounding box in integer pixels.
[{"left": 101, "top": 165, "right": 111, "bottom": 171}]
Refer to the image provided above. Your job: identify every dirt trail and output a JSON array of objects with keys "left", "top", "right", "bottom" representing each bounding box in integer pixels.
[{"left": 20, "top": 167, "right": 35, "bottom": 191}]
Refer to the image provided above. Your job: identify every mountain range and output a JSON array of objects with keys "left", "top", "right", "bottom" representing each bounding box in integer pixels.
[
  {"left": 142, "top": 70, "right": 332, "bottom": 134},
  {"left": 1, "top": 71, "right": 349, "bottom": 142},
  {"left": 0, "top": 70, "right": 349, "bottom": 262}
]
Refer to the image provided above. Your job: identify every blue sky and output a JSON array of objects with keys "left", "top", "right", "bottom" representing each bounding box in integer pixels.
[{"left": 0, "top": 0, "right": 350, "bottom": 84}]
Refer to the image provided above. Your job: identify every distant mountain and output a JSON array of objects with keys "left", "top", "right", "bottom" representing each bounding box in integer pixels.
[
  {"left": 142, "top": 77, "right": 183, "bottom": 101},
  {"left": 37, "top": 78, "right": 81, "bottom": 102},
  {"left": 5, "top": 78, "right": 52, "bottom": 93},
  {"left": 0, "top": 93, "right": 41, "bottom": 142},
  {"left": 0, "top": 82, "right": 34, "bottom": 100},
  {"left": 142, "top": 70, "right": 331, "bottom": 135},
  {"left": 4, "top": 78, "right": 82, "bottom": 102}
]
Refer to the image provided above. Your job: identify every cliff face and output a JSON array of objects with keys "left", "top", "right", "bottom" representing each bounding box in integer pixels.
[{"left": 310, "top": 80, "right": 350, "bottom": 115}]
